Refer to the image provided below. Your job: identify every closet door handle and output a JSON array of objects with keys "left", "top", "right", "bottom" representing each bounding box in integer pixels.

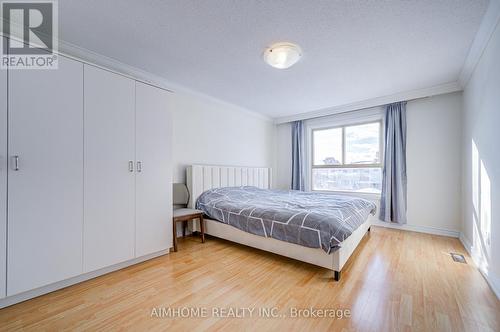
[
  {"left": 136, "top": 161, "right": 142, "bottom": 173},
  {"left": 12, "top": 155, "right": 19, "bottom": 171},
  {"left": 128, "top": 160, "right": 134, "bottom": 172}
]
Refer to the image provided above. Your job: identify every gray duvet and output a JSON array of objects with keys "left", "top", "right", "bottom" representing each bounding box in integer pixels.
[{"left": 196, "top": 186, "right": 376, "bottom": 254}]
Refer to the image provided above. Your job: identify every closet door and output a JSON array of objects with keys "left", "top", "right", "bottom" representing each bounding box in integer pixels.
[
  {"left": 7, "top": 56, "right": 84, "bottom": 295},
  {"left": 135, "top": 82, "right": 172, "bottom": 257},
  {"left": 0, "top": 42, "right": 6, "bottom": 299},
  {"left": 83, "top": 65, "right": 135, "bottom": 272}
]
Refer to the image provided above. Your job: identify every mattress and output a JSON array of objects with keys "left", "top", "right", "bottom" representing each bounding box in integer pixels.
[{"left": 196, "top": 186, "right": 376, "bottom": 253}]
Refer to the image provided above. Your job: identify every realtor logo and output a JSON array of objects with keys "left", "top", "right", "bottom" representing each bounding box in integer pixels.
[{"left": 1, "top": 0, "right": 58, "bottom": 69}]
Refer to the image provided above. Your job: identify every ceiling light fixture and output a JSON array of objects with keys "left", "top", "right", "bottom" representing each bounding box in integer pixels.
[{"left": 263, "top": 42, "right": 302, "bottom": 69}]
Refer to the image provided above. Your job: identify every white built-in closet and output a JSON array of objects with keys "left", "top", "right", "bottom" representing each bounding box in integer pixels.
[
  {"left": 0, "top": 37, "right": 7, "bottom": 300},
  {"left": 0, "top": 38, "right": 172, "bottom": 302}
]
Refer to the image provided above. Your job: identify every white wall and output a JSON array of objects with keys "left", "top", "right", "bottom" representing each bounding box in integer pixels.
[
  {"left": 275, "top": 122, "right": 292, "bottom": 190},
  {"left": 170, "top": 90, "right": 275, "bottom": 184},
  {"left": 274, "top": 92, "right": 463, "bottom": 234},
  {"left": 406, "top": 92, "right": 462, "bottom": 233},
  {"left": 462, "top": 17, "right": 500, "bottom": 296}
]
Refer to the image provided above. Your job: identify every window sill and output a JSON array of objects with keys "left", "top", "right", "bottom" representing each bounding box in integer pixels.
[{"left": 310, "top": 190, "right": 381, "bottom": 201}]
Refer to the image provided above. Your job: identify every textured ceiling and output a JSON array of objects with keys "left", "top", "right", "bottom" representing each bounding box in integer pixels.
[{"left": 59, "top": 0, "right": 488, "bottom": 117}]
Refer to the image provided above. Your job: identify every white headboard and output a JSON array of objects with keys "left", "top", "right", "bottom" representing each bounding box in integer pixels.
[{"left": 186, "top": 165, "right": 272, "bottom": 208}]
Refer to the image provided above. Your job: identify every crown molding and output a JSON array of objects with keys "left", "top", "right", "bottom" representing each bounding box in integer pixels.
[
  {"left": 0, "top": 28, "right": 175, "bottom": 92},
  {"left": 56, "top": 39, "right": 273, "bottom": 122},
  {"left": 274, "top": 81, "right": 462, "bottom": 124},
  {"left": 57, "top": 39, "right": 174, "bottom": 92},
  {"left": 5, "top": 0, "right": 493, "bottom": 125},
  {"left": 0, "top": 28, "right": 272, "bottom": 122},
  {"left": 458, "top": 0, "right": 500, "bottom": 88}
]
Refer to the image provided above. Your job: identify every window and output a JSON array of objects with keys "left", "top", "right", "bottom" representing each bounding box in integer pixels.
[{"left": 311, "top": 121, "right": 383, "bottom": 194}]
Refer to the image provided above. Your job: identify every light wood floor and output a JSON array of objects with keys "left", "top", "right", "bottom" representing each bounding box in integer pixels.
[{"left": 0, "top": 227, "right": 499, "bottom": 331}]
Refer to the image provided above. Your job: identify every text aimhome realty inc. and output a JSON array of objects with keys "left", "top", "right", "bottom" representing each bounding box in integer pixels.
[{"left": 150, "top": 306, "right": 352, "bottom": 319}]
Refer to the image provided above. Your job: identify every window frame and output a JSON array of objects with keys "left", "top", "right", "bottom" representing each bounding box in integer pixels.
[{"left": 307, "top": 114, "right": 384, "bottom": 195}]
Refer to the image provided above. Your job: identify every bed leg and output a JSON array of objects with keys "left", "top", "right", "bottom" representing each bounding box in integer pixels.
[{"left": 334, "top": 271, "right": 341, "bottom": 281}]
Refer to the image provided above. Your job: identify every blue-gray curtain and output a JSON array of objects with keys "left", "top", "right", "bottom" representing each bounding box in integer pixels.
[
  {"left": 291, "top": 120, "right": 305, "bottom": 190},
  {"left": 380, "top": 102, "right": 407, "bottom": 224}
]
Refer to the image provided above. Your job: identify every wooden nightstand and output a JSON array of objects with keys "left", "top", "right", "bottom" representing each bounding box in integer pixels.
[{"left": 172, "top": 209, "right": 205, "bottom": 252}]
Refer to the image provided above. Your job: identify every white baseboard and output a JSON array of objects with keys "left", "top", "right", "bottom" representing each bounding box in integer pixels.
[
  {"left": 0, "top": 249, "right": 170, "bottom": 309},
  {"left": 459, "top": 233, "right": 500, "bottom": 300},
  {"left": 372, "top": 220, "right": 460, "bottom": 238}
]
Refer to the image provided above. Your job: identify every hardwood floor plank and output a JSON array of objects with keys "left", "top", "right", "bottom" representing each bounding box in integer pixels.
[{"left": 0, "top": 227, "right": 499, "bottom": 331}]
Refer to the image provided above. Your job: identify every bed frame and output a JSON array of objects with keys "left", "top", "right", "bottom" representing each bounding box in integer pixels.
[{"left": 186, "top": 165, "right": 371, "bottom": 281}]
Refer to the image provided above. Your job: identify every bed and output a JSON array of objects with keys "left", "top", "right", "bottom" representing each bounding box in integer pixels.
[{"left": 187, "top": 165, "right": 376, "bottom": 281}]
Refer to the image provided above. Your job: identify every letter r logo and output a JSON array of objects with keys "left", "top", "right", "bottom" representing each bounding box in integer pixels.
[{"left": 2, "top": 2, "right": 54, "bottom": 55}]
